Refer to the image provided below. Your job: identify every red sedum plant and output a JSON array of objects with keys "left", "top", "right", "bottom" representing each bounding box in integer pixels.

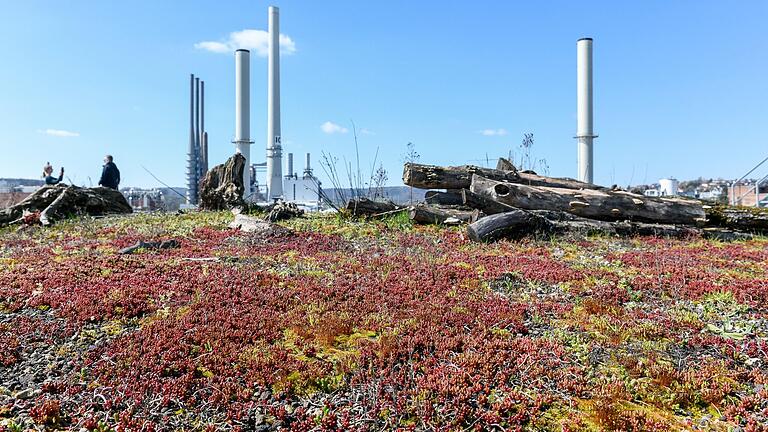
[{"left": 0, "top": 212, "right": 767, "bottom": 430}]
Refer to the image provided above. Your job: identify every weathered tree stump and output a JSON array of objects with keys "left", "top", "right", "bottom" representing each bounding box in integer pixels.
[
  {"left": 199, "top": 153, "right": 246, "bottom": 210},
  {"left": 0, "top": 184, "right": 132, "bottom": 227}
]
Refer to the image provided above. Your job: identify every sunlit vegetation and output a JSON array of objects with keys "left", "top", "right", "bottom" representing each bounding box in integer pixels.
[{"left": 1, "top": 212, "right": 767, "bottom": 430}]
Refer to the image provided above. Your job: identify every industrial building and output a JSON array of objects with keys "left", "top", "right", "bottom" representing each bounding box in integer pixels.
[
  {"left": 282, "top": 153, "right": 322, "bottom": 208},
  {"left": 186, "top": 5, "right": 322, "bottom": 210},
  {"left": 183, "top": 24, "right": 604, "bottom": 209}
]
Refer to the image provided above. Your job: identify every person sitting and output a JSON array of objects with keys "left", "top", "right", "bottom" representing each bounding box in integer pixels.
[
  {"left": 43, "top": 163, "right": 64, "bottom": 185},
  {"left": 98, "top": 155, "right": 120, "bottom": 190}
]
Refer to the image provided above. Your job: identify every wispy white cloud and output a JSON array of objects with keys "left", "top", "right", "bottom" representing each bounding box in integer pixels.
[
  {"left": 360, "top": 128, "right": 375, "bottom": 135},
  {"left": 38, "top": 129, "right": 79, "bottom": 137},
  {"left": 321, "top": 121, "right": 349, "bottom": 134},
  {"left": 195, "top": 29, "right": 296, "bottom": 56},
  {"left": 479, "top": 128, "right": 508, "bottom": 136}
]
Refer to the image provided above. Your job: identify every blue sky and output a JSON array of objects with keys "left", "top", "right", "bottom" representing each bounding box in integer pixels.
[{"left": 1, "top": 1, "right": 766, "bottom": 188}]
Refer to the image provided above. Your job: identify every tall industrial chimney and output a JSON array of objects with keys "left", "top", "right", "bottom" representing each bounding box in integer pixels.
[
  {"left": 576, "top": 37, "right": 596, "bottom": 184},
  {"left": 195, "top": 77, "right": 201, "bottom": 172},
  {"left": 200, "top": 80, "right": 207, "bottom": 175},
  {"left": 304, "top": 152, "right": 312, "bottom": 178},
  {"left": 266, "top": 5, "right": 283, "bottom": 199},
  {"left": 234, "top": 49, "right": 253, "bottom": 197},
  {"left": 186, "top": 74, "right": 198, "bottom": 204},
  {"left": 287, "top": 153, "right": 294, "bottom": 178},
  {"left": 202, "top": 132, "right": 208, "bottom": 175}
]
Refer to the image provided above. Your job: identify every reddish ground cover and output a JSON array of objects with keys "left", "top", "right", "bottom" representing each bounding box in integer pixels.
[{"left": 1, "top": 212, "right": 767, "bottom": 431}]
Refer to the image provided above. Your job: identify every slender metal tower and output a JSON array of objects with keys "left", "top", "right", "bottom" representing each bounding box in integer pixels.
[
  {"left": 266, "top": 5, "right": 283, "bottom": 199},
  {"left": 576, "top": 38, "right": 596, "bottom": 184},
  {"left": 186, "top": 74, "right": 198, "bottom": 204},
  {"left": 234, "top": 49, "right": 253, "bottom": 197},
  {"left": 195, "top": 77, "right": 202, "bottom": 183}
]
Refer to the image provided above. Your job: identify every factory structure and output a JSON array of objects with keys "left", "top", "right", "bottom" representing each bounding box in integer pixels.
[
  {"left": 184, "top": 23, "right": 594, "bottom": 205},
  {"left": 185, "top": 6, "right": 321, "bottom": 209},
  {"left": 185, "top": 29, "right": 593, "bottom": 206},
  {"left": 282, "top": 152, "right": 319, "bottom": 202}
]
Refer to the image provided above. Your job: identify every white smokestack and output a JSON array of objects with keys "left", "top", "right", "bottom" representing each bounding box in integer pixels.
[
  {"left": 266, "top": 5, "right": 283, "bottom": 199},
  {"left": 576, "top": 37, "right": 596, "bottom": 184},
  {"left": 234, "top": 49, "right": 253, "bottom": 197},
  {"left": 287, "top": 153, "right": 294, "bottom": 178}
]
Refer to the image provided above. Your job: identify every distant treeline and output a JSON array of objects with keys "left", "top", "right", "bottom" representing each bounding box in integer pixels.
[{"left": 323, "top": 186, "right": 427, "bottom": 206}]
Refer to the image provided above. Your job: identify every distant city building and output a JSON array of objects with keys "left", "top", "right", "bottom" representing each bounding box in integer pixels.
[
  {"left": 659, "top": 178, "right": 679, "bottom": 196},
  {"left": 698, "top": 189, "right": 725, "bottom": 201},
  {"left": 642, "top": 177, "right": 733, "bottom": 204},
  {"left": 644, "top": 178, "right": 679, "bottom": 197},
  {"left": 122, "top": 188, "right": 164, "bottom": 211},
  {"left": 729, "top": 183, "right": 768, "bottom": 207},
  {"left": 0, "top": 179, "right": 43, "bottom": 207},
  {"left": 16, "top": 186, "right": 38, "bottom": 193},
  {"left": 643, "top": 189, "right": 660, "bottom": 197}
]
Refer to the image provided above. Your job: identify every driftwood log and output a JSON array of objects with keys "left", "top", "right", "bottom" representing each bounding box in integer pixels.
[
  {"left": 705, "top": 206, "right": 768, "bottom": 233},
  {"left": 461, "top": 189, "right": 516, "bottom": 215},
  {"left": 199, "top": 153, "right": 246, "bottom": 210},
  {"left": 345, "top": 198, "right": 399, "bottom": 217},
  {"left": 469, "top": 175, "right": 706, "bottom": 225},
  {"left": 405, "top": 161, "right": 767, "bottom": 237},
  {"left": 409, "top": 204, "right": 479, "bottom": 225},
  {"left": 425, "top": 190, "right": 464, "bottom": 205},
  {"left": 467, "top": 209, "right": 550, "bottom": 241},
  {"left": 403, "top": 163, "right": 520, "bottom": 190},
  {"left": 404, "top": 162, "right": 606, "bottom": 191},
  {"left": 467, "top": 209, "right": 749, "bottom": 243},
  {"left": 0, "top": 184, "right": 132, "bottom": 227}
]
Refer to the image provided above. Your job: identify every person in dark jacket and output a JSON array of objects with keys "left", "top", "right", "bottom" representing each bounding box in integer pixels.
[
  {"left": 99, "top": 155, "right": 120, "bottom": 190},
  {"left": 43, "top": 162, "right": 64, "bottom": 185}
]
